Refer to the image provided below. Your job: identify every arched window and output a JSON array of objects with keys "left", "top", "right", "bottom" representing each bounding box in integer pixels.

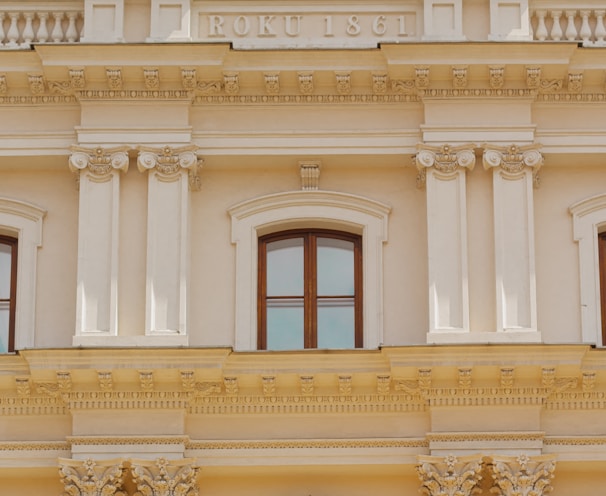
[
  {"left": 0, "top": 235, "right": 17, "bottom": 352},
  {"left": 258, "top": 229, "right": 362, "bottom": 350},
  {"left": 229, "top": 190, "right": 390, "bottom": 351}
]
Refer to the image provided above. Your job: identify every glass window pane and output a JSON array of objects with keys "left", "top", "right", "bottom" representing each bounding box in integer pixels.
[
  {"left": 0, "top": 302, "right": 9, "bottom": 353},
  {"left": 317, "top": 237, "right": 354, "bottom": 296},
  {"left": 317, "top": 298, "right": 355, "bottom": 348},
  {"left": 266, "top": 298, "right": 304, "bottom": 350},
  {"left": 266, "top": 238, "right": 304, "bottom": 296},
  {"left": 0, "top": 243, "right": 11, "bottom": 299}
]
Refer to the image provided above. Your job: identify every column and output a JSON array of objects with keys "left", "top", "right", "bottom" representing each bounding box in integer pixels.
[
  {"left": 69, "top": 146, "right": 129, "bottom": 340},
  {"left": 483, "top": 144, "right": 542, "bottom": 333},
  {"left": 59, "top": 458, "right": 127, "bottom": 496},
  {"left": 415, "top": 144, "right": 475, "bottom": 337},
  {"left": 137, "top": 145, "right": 201, "bottom": 340},
  {"left": 417, "top": 454, "right": 483, "bottom": 496},
  {"left": 491, "top": 454, "right": 556, "bottom": 496},
  {"left": 130, "top": 457, "right": 199, "bottom": 496}
]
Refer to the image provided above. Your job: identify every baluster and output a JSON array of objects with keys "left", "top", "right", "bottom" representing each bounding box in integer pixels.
[
  {"left": 65, "top": 12, "right": 77, "bottom": 42},
  {"left": 550, "top": 10, "right": 563, "bottom": 40},
  {"left": 37, "top": 12, "right": 49, "bottom": 43},
  {"left": 596, "top": 11, "right": 606, "bottom": 44},
  {"left": 565, "top": 10, "right": 578, "bottom": 41},
  {"left": 22, "top": 12, "right": 34, "bottom": 46},
  {"left": 579, "top": 10, "right": 592, "bottom": 44},
  {"left": 51, "top": 11, "right": 64, "bottom": 42},
  {"left": 535, "top": 10, "right": 548, "bottom": 40},
  {"left": 7, "top": 12, "right": 20, "bottom": 47},
  {"left": 0, "top": 12, "right": 6, "bottom": 46}
]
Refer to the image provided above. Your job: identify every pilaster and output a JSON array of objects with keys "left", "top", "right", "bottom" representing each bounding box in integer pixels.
[
  {"left": 69, "top": 146, "right": 129, "bottom": 341},
  {"left": 130, "top": 457, "right": 199, "bottom": 496},
  {"left": 416, "top": 144, "right": 475, "bottom": 338},
  {"left": 59, "top": 458, "right": 127, "bottom": 496},
  {"left": 483, "top": 144, "right": 542, "bottom": 336},
  {"left": 416, "top": 454, "right": 483, "bottom": 496},
  {"left": 137, "top": 145, "right": 202, "bottom": 341}
]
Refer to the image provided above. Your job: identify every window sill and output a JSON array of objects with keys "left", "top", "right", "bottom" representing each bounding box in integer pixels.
[
  {"left": 72, "top": 335, "right": 189, "bottom": 347},
  {"left": 426, "top": 330, "right": 542, "bottom": 345}
]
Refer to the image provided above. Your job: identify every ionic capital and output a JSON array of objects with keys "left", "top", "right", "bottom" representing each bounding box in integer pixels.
[
  {"left": 417, "top": 454, "right": 484, "bottom": 496},
  {"left": 137, "top": 145, "right": 203, "bottom": 191},
  {"left": 59, "top": 458, "right": 127, "bottom": 496},
  {"left": 414, "top": 143, "right": 476, "bottom": 187},
  {"left": 69, "top": 146, "right": 130, "bottom": 178},
  {"left": 490, "top": 454, "right": 556, "bottom": 496},
  {"left": 482, "top": 143, "right": 543, "bottom": 186},
  {"left": 130, "top": 457, "right": 200, "bottom": 496}
]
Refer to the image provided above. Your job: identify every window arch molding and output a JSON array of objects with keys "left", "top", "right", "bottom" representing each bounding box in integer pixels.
[
  {"left": 229, "top": 191, "right": 391, "bottom": 351},
  {"left": 570, "top": 193, "right": 606, "bottom": 346},
  {"left": 0, "top": 197, "right": 46, "bottom": 350}
]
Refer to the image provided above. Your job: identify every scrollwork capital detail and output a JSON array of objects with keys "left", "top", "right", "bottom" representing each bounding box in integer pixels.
[
  {"left": 131, "top": 457, "right": 200, "bottom": 496},
  {"left": 482, "top": 144, "right": 543, "bottom": 187},
  {"left": 59, "top": 457, "right": 127, "bottom": 496},
  {"left": 68, "top": 146, "right": 130, "bottom": 178},
  {"left": 490, "top": 454, "right": 556, "bottom": 496},
  {"left": 417, "top": 454, "right": 483, "bottom": 496},
  {"left": 137, "top": 145, "right": 203, "bottom": 191},
  {"left": 414, "top": 144, "right": 476, "bottom": 188}
]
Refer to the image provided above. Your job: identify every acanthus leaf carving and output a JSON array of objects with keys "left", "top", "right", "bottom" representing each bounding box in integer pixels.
[
  {"left": 59, "top": 458, "right": 127, "bottom": 496},
  {"left": 131, "top": 457, "right": 199, "bottom": 496},
  {"left": 490, "top": 454, "right": 556, "bottom": 496},
  {"left": 417, "top": 454, "right": 483, "bottom": 496}
]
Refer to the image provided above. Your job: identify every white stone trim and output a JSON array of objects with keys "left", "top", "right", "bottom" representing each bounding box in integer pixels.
[
  {"left": 422, "top": 0, "right": 465, "bottom": 41},
  {"left": 148, "top": 0, "right": 191, "bottom": 41},
  {"left": 228, "top": 191, "right": 390, "bottom": 351},
  {"left": 0, "top": 197, "right": 46, "bottom": 350},
  {"left": 570, "top": 193, "right": 606, "bottom": 346},
  {"left": 82, "top": 0, "right": 124, "bottom": 42},
  {"left": 489, "top": 0, "right": 532, "bottom": 41}
]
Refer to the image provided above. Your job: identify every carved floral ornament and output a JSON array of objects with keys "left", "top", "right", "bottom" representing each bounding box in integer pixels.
[
  {"left": 416, "top": 454, "right": 557, "bottom": 496},
  {"left": 414, "top": 144, "right": 476, "bottom": 187},
  {"left": 482, "top": 144, "right": 543, "bottom": 186},
  {"left": 69, "top": 146, "right": 130, "bottom": 179},
  {"left": 137, "top": 145, "right": 203, "bottom": 191},
  {"left": 59, "top": 457, "right": 200, "bottom": 496}
]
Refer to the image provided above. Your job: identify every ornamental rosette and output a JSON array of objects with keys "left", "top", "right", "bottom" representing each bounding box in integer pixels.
[{"left": 417, "top": 454, "right": 483, "bottom": 496}]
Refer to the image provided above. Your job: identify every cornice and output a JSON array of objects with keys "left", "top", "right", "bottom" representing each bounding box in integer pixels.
[
  {"left": 427, "top": 432, "right": 545, "bottom": 443},
  {"left": 186, "top": 438, "right": 428, "bottom": 450}
]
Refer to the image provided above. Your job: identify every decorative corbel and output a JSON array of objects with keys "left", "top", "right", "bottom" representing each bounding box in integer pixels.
[
  {"left": 223, "top": 72, "right": 239, "bottom": 94},
  {"left": 568, "top": 72, "right": 583, "bottom": 93},
  {"left": 28, "top": 74, "right": 46, "bottom": 95},
  {"left": 372, "top": 73, "right": 388, "bottom": 94},
  {"left": 300, "top": 160, "right": 320, "bottom": 190},
  {"left": 335, "top": 71, "right": 351, "bottom": 95},
  {"left": 106, "top": 68, "right": 122, "bottom": 90},
  {"left": 298, "top": 72, "right": 314, "bottom": 94},
  {"left": 264, "top": 73, "right": 280, "bottom": 94},
  {"left": 144, "top": 68, "right": 160, "bottom": 90},
  {"left": 489, "top": 66, "right": 505, "bottom": 89},
  {"left": 452, "top": 66, "right": 468, "bottom": 89},
  {"left": 181, "top": 68, "right": 197, "bottom": 90}
]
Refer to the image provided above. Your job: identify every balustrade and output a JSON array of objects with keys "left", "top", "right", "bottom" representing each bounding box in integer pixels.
[
  {"left": 0, "top": 8, "right": 83, "bottom": 47},
  {"left": 532, "top": 8, "right": 606, "bottom": 45}
]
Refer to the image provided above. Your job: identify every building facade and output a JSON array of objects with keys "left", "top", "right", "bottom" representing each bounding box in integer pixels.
[{"left": 1, "top": 0, "right": 606, "bottom": 494}]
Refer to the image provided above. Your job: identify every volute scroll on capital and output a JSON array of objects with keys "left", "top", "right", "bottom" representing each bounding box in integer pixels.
[
  {"left": 482, "top": 143, "right": 543, "bottom": 187},
  {"left": 491, "top": 454, "right": 556, "bottom": 496},
  {"left": 416, "top": 454, "right": 484, "bottom": 496},
  {"left": 130, "top": 457, "right": 200, "bottom": 496},
  {"left": 414, "top": 143, "right": 477, "bottom": 188},
  {"left": 68, "top": 145, "right": 130, "bottom": 180},
  {"left": 58, "top": 457, "right": 128, "bottom": 496},
  {"left": 137, "top": 145, "right": 204, "bottom": 191}
]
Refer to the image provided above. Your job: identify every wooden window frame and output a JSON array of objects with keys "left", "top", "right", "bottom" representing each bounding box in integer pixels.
[
  {"left": 0, "top": 235, "right": 18, "bottom": 353},
  {"left": 258, "top": 229, "right": 362, "bottom": 350}
]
